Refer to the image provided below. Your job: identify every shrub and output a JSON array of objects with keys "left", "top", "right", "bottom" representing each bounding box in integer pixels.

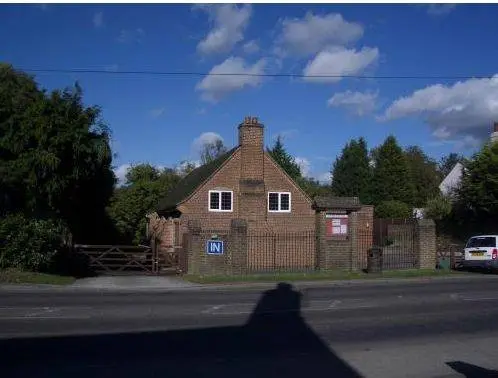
[
  {"left": 0, "top": 214, "right": 67, "bottom": 272},
  {"left": 374, "top": 200, "right": 412, "bottom": 219},
  {"left": 425, "top": 195, "right": 452, "bottom": 221}
]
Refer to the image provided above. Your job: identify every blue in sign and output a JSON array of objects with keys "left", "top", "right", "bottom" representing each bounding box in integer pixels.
[{"left": 206, "top": 240, "right": 224, "bottom": 255}]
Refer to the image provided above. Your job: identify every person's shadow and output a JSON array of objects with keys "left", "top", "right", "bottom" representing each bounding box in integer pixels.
[{"left": 0, "top": 282, "right": 362, "bottom": 378}]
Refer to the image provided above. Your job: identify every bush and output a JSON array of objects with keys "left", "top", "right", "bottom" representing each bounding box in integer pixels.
[
  {"left": 425, "top": 195, "right": 452, "bottom": 221},
  {"left": 0, "top": 214, "right": 67, "bottom": 272},
  {"left": 374, "top": 200, "right": 412, "bottom": 219}
]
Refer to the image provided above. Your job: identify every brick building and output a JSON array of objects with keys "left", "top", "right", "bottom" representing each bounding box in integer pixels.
[{"left": 149, "top": 116, "right": 435, "bottom": 275}]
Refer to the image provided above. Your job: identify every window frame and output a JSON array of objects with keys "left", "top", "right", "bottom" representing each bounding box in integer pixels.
[
  {"left": 267, "top": 191, "right": 292, "bottom": 213},
  {"left": 208, "top": 190, "right": 234, "bottom": 212}
]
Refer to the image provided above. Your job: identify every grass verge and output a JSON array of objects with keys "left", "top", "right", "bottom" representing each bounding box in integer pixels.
[
  {"left": 184, "top": 268, "right": 466, "bottom": 284},
  {"left": 0, "top": 269, "right": 76, "bottom": 285}
]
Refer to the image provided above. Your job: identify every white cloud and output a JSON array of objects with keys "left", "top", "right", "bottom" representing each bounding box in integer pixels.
[
  {"left": 192, "top": 132, "right": 224, "bottom": 151},
  {"left": 276, "top": 12, "right": 363, "bottom": 57},
  {"left": 114, "top": 164, "right": 131, "bottom": 186},
  {"left": 196, "top": 4, "right": 252, "bottom": 55},
  {"left": 117, "top": 28, "right": 145, "bottom": 44},
  {"left": 93, "top": 11, "right": 103, "bottom": 28},
  {"left": 302, "top": 46, "right": 379, "bottom": 84},
  {"left": 327, "top": 90, "right": 379, "bottom": 116},
  {"left": 196, "top": 56, "right": 266, "bottom": 102},
  {"left": 243, "top": 40, "right": 260, "bottom": 54},
  {"left": 316, "top": 172, "right": 332, "bottom": 184},
  {"left": 382, "top": 74, "right": 498, "bottom": 144},
  {"left": 427, "top": 4, "right": 456, "bottom": 16},
  {"left": 294, "top": 157, "right": 311, "bottom": 177},
  {"left": 149, "top": 107, "right": 166, "bottom": 119}
]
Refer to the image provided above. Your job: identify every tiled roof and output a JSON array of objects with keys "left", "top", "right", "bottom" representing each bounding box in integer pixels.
[
  {"left": 156, "top": 147, "right": 238, "bottom": 215},
  {"left": 313, "top": 196, "right": 362, "bottom": 210}
]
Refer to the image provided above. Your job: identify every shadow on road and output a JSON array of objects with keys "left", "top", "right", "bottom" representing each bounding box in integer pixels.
[
  {"left": 447, "top": 361, "right": 498, "bottom": 377},
  {"left": 0, "top": 282, "right": 362, "bottom": 378}
]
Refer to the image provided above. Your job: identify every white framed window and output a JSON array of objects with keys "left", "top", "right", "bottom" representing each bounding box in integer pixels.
[
  {"left": 208, "top": 190, "right": 233, "bottom": 212},
  {"left": 268, "top": 192, "right": 291, "bottom": 213}
]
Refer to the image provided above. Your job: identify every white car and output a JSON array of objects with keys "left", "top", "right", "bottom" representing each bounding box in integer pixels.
[{"left": 462, "top": 235, "right": 498, "bottom": 270}]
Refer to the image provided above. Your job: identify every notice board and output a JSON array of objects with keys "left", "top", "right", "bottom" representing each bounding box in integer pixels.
[{"left": 325, "top": 213, "right": 349, "bottom": 237}]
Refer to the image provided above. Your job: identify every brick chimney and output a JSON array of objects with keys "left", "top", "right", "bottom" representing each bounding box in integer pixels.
[
  {"left": 238, "top": 116, "right": 265, "bottom": 224},
  {"left": 238, "top": 116, "right": 264, "bottom": 182},
  {"left": 491, "top": 122, "right": 498, "bottom": 144}
]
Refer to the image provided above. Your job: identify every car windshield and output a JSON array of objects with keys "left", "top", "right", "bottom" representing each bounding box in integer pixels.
[{"left": 466, "top": 237, "right": 496, "bottom": 248}]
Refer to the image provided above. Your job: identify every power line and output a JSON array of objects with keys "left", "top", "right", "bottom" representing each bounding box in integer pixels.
[{"left": 20, "top": 67, "right": 493, "bottom": 80}]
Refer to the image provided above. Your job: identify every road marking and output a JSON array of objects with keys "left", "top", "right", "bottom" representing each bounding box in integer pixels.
[
  {"left": 25, "top": 307, "right": 58, "bottom": 318},
  {"left": 201, "top": 305, "right": 226, "bottom": 314},
  {"left": 462, "top": 297, "right": 498, "bottom": 302}
]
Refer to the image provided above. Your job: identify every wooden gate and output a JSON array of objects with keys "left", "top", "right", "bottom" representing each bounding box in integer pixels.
[{"left": 74, "top": 244, "right": 162, "bottom": 275}]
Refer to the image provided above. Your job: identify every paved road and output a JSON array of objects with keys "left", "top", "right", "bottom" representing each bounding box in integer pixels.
[{"left": 1, "top": 277, "right": 498, "bottom": 377}]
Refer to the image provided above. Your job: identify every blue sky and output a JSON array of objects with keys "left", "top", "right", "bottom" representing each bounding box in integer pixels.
[{"left": 2, "top": 3, "right": 498, "bottom": 183}]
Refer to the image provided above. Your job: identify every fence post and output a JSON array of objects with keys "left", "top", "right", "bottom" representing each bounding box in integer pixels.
[
  {"left": 415, "top": 219, "right": 437, "bottom": 269},
  {"left": 230, "top": 219, "right": 248, "bottom": 275}
]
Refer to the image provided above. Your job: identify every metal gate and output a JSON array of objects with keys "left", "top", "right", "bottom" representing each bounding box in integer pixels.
[{"left": 373, "top": 218, "right": 418, "bottom": 269}]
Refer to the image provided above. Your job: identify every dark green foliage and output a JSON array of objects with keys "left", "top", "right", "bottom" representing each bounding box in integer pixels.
[
  {"left": 371, "top": 135, "right": 415, "bottom": 206},
  {"left": 0, "top": 63, "right": 117, "bottom": 244},
  {"left": 296, "top": 177, "right": 332, "bottom": 199},
  {"left": 331, "top": 137, "right": 372, "bottom": 204},
  {"left": 404, "top": 146, "right": 441, "bottom": 207},
  {"left": 107, "top": 164, "right": 181, "bottom": 244},
  {"left": 267, "top": 136, "right": 302, "bottom": 181},
  {"left": 374, "top": 200, "right": 412, "bottom": 219},
  {"left": 0, "top": 214, "right": 68, "bottom": 272}
]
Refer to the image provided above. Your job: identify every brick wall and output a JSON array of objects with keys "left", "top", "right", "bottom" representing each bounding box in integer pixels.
[
  {"left": 415, "top": 218, "right": 437, "bottom": 269},
  {"left": 316, "top": 210, "right": 359, "bottom": 271}
]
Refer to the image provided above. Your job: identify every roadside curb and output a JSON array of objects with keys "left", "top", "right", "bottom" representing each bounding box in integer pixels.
[{"left": 0, "top": 273, "right": 496, "bottom": 294}]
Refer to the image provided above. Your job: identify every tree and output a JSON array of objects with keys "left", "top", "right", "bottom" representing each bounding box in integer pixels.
[
  {"left": 267, "top": 135, "right": 301, "bottom": 181},
  {"left": 330, "top": 137, "right": 372, "bottom": 204},
  {"left": 200, "top": 139, "right": 228, "bottom": 165},
  {"left": 107, "top": 164, "right": 181, "bottom": 244},
  {"left": 296, "top": 177, "right": 332, "bottom": 199},
  {"left": 424, "top": 195, "right": 452, "bottom": 221},
  {"left": 374, "top": 200, "right": 412, "bottom": 219},
  {"left": 370, "top": 135, "right": 415, "bottom": 206},
  {"left": 457, "top": 142, "right": 498, "bottom": 222},
  {"left": 0, "top": 63, "right": 116, "bottom": 244},
  {"left": 404, "top": 146, "right": 441, "bottom": 208}
]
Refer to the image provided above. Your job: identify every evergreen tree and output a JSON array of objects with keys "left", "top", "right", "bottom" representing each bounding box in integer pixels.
[
  {"left": 330, "top": 137, "right": 372, "bottom": 204},
  {"left": 404, "top": 146, "right": 441, "bottom": 208},
  {"left": 371, "top": 135, "right": 414, "bottom": 206},
  {"left": 267, "top": 135, "right": 301, "bottom": 180}
]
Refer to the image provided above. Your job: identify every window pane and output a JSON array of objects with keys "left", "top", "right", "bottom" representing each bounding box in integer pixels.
[
  {"left": 210, "top": 192, "right": 220, "bottom": 210},
  {"left": 221, "top": 192, "right": 232, "bottom": 210},
  {"left": 280, "top": 193, "right": 290, "bottom": 210},
  {"left": 466, "top": 237, "right": 496, "bottom": 248},
  {"left": 268, "top": 193, "right": 279, "bottom": 211}
]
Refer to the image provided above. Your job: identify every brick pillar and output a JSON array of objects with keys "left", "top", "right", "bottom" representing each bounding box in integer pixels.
[
  {"left": 230, "top": 219, "right": 248, "bottom": 275},
  {"left": 349, "top": 211, "right": 359, "bottom": 272},
  {"left": 416, "top": 219, "right": 436, "bottom": 269},
  {"left": 187, "top": 220, "right": 201, "bottom": 275}
]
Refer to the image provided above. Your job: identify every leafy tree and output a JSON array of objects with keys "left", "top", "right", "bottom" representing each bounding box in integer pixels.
[
  {"left": 107, "top": 164, "right": 181, "bottom": 244},
  {"left": 371, "top": 135, "right": 415, "bottom": 206},
  {"left": 438, "top": 152, "right": 466, "bottom": 179},
  {"left": 0, "top": 63, "right": 116, "bottom": 244},
  {"left": 296, "top": 177, "right": 332, "bottom": 199},
  {"left": 200, "top": 139, "right": 228, "bottom": 165},
  {"left": 374, "top": 200, "right": 412, "bottom": 219},
  {"left": 267, "top": 135, "right": 302, "bottom": 181},
  {"left": 457, "top": 142, "right": 498, "bottom": 223},
  {"left": 404, "top": 146, "right": 441, "bottom": 207},
  {"left": 331, "top": 137, "right": 372, "bottom": 204},
  {"left": 424, "top": 195, "right": 452, "bottom": 221},
  {"left": 177, "top": 160, "right": 198, "bottom": 177}
]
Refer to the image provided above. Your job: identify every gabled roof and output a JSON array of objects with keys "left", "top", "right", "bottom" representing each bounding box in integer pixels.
[
  {"left": 156, "top": 147, "right": 238, "bottom": 215},
  {"left": 439, "top": 162, "right": 464, "bottom": 196}
]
